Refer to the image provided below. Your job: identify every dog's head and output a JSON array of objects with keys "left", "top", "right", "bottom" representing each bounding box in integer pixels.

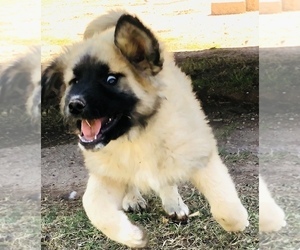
[
  {"left": 0, "top": 46, "right": 41, "bottom": 126},
  {"left": 42, "top": 10, "right": 166, "bottom": 150}
]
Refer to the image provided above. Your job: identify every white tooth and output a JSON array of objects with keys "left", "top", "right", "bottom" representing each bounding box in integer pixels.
[
  {"left": 86, "top": 120, "right": 91, "bottom": 127},
  {"left": 94, "top": 135, "right": 97, "bottom": 140},
  {"left": 108, "top": 118, "right": 112, "bottom": 122}
]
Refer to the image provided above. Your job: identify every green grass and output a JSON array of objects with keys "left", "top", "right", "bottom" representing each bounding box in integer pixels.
[
  {"left": 176, "top": 48, "right": 258, "bottom": 104},
  {"left": 259, "top": 193, "right": 300, "bottom": 250},
  {"left": 260, "top": 206, "right": 300, "bottom": 249},
  {"left": 41, "top": 149, "right": 259, "bottom": 249},
  {"left": 214, "top": 122, "right": 237, "bottom": 140},
  {"left": 0, "top": 196, "right": 40, "bottom": 250},
  {"left": 259, "top": 151, "right": 300, "bottom": 249},
  {"left": 260, "top": 48, "right": 299, "bottom": 112},
  {"left": 221, "top": 151, "right": 255, "bottom": 164},
  {"left": 42, "top": 182, "right": 258, "bottom": 250}
]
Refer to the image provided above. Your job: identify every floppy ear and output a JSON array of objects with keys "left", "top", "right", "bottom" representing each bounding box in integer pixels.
[
  {"left": 41, "top": 59, "right": 66, "bottom": 109},
  {"left": 114, "top": 14, "right": 163, "bottom": 76}
]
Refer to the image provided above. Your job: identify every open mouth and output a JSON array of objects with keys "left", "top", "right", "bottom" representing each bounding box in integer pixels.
[{"left": 77, "top": 115, "right": 121, "bottom": 147}]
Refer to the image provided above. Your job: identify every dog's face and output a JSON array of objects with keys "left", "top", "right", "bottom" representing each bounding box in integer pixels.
[{"left": 42, "top": 12, "right": 164, "bottom": 150}]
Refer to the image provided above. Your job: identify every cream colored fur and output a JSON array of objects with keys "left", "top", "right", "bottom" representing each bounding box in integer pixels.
[
  {"left": 83, "top": 9, "right": 125, "bottom": 40},
  {"left": 25, "top": 47, "right": 41, "bottom": 121},
  {"left": 259, "top": 176, "right": 286, "bottom": 232},
  {"left": 56, "top": 10, "right": 249, "bottom": 248},
  {"left": 1, "top": 46, "right": 41, "bottom": 122}
]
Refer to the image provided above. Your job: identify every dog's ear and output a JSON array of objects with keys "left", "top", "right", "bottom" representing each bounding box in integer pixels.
[
  {"left": 41, "top": 59, "right": 65, "bottom": 109},
  {"left": 114, "top": 14, "right": 163, "bottom": 76}
]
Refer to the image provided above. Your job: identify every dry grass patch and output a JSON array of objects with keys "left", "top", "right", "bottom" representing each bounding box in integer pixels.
[
  {"left": 0, "top": 195, "right": 40, "bottom": 250},
  {"left": 41, "top": 151, "right": 258, "bottom": 250}
]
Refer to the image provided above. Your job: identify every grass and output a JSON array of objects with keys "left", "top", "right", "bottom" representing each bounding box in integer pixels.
[
  {"left": 260, "top": 48, "right": 300, "bottom": 113},
  {"left": 41, "top": 192, "right": 258, "bottom": 249},
  {"left": 176, "top": 48, "right": 259, "bottom": 104},
  {"left": 259, "top": 185, "right": 300, "bottom": 250},
  {"left": 259, "top": 151, "right": 300, "bottom": 249},
  {"left": 221, "top": 150, "right": 255, "bottom": 165},
  {"left": 41, "top": 149, "right": 259, "bottom": 250},
  {"left": 214, "top": 122, "right": 237, "bottom": 140},
  {"left": 260, "top": 200, "right": 300, "bottom": 250},
  {"left": 0, "top": 195, "right": 40, "bottom": 250}
]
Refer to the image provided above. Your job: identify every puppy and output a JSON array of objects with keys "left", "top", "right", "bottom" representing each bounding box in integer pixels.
[
  {"left": 259, "top": 176, "right": 286, "bottom": 232},
  {"left": 0, "top": 46, "right": 41, "bottom": 124},
  {"left": 42, "top": 10, "right": 249, "bottom": 248}
]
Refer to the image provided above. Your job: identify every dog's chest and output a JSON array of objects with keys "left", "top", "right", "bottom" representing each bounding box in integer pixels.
[{"left": 82, "top": 136, "right": 188, "bottom": 189}]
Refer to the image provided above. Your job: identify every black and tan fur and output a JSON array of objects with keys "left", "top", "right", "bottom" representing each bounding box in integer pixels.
[
  {"left": 42, "top": 10, "right": 249, "bottom": 248},
  {"left": 0, "top": 46, "right": 41, "bottom": 124}
]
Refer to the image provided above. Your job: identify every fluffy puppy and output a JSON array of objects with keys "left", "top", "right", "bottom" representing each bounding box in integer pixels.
[
  {"left": 0, "top": 46, "right": 41, "bottom": 124},
  {"left": 42, "top": 10, "right": 249, "bottom": 248}
]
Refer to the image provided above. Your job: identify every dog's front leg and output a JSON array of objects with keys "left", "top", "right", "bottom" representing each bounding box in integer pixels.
[
  {"left": 259, "top": 176, "right": 286, "bottom": 232},
  {"left": 191, "top": 151, "right": 249, "bottom": 232},
  {"left": 122, "top": 185, "right": 147, "bottom": 212},
  {"left": 155, "top": 184, "right": 189, "bottom": 221},
  {"left": 83, "top": 175, "right": 148, "bottom": 248}
]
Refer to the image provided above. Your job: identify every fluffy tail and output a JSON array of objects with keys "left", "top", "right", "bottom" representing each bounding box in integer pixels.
[{"left": 83, "top": 9, "right": 128, "bottom": 39}]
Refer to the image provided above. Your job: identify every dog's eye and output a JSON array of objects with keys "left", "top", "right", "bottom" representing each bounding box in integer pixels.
[
  {"left": 70, "top": 78, "right": 78, "bottom": 85},
  {"left": 106, "top": 75, "right": 118, "bottom": 85}
]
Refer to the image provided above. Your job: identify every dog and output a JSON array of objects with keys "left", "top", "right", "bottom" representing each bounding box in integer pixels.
[
  {"left": 42, "top": 10, "right": 249, "bottom": 248},
  {"left": 0, "top": 46, "right": 41, "bottom": 125},
  {"left": 259, "top": 176, "right": 286, "bottom": 232}
]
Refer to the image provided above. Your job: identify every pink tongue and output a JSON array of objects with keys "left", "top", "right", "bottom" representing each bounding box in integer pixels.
[{"left": 81, "top": 119, "right": 102, "bottom": 141}]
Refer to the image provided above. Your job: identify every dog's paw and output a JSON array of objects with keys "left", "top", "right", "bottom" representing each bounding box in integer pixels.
[
  {"left": 211, "top": 202, "right": 249, "bottom": 232},
  {"left": 122, "top": 191, "right": 147, "bottom": 212},
  {"left": 259, "top": 201, "right": 286, "bottom": 232},
  {"left": 163, "top": 199, "right": 189, "bottom": 221},
  {"left": 119, "top": 224, "right": 148, "bottom": 248}
]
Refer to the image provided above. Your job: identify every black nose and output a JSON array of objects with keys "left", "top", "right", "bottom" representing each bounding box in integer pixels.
[{"left": 68, "top": 98, "right": 86, "bottom": 115}]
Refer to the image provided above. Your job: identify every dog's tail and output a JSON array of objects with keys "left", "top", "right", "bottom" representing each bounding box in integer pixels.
[{"left": 83, "top": 9, "right": 128, "bottom": 39}]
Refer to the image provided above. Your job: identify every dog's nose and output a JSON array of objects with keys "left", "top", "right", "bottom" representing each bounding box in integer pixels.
[{"left": 68, "top": 98, "right": 86, "bottom": 115}]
